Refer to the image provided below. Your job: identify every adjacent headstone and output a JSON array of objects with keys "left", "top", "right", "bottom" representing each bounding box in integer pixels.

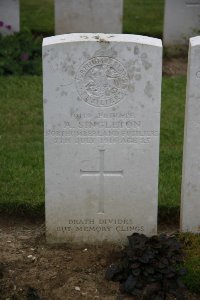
[
  {"left": 181, "top": 36, "right": 200, "bottom": 233},
  {"left": 55, "top": 0, "right": 123, "bottom": 35},
  {"left": 43, "top": 33, "right": 162, "bottom": 243},
  {"left": 163, "top": 0, "right": 200, "bottom": 45},
  {"left": 0, "top": 0, "right": 20, "bottom": 35}
]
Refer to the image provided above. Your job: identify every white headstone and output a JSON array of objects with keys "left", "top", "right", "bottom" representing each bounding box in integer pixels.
[
  {"left": 55, "top": 0, "right": 123, "bottom": 35},
  {"left": 164, "top": 0, "right": 200, "bottom": 45},
  {"left": 43, "top": 33, "right": 162, "bottom": 244},
  {"left": 181, "top": 36, "right": 200, "bottom": 233},
  {"left": 0, "top": 0, "right": 20, "bottom": 35}
]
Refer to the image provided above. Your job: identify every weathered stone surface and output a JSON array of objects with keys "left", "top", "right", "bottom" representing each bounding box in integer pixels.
[
  {"left": 164, "top": 0, "right": 200, "bottom": 45},
  {"left": 43, "top": 33, "right": 162, "bottom": 243},
  {"left": 181, "top": 36, "right": 200, "bottom": 233},
  {"left": 0, "top": 0, "right": 20, "bottom": 35},
  {"left": 55, "top": 0, "right": 123, "bottom": 34}
]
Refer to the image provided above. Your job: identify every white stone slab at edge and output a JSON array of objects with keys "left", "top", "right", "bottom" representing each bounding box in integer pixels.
[
  {"left": 164, "top": 0, "right": 200, "bottom": 45},
  {"left": 0, "top": 0, "right": 20, "bottom": 35},
  {"left": 55, "top": 0, "right": 123, "bottom": 35},
  {"left": 181, "top": 36, "right": 200, "bottom": 233},
  {"left": 43, "top": 33, "right": 162, "bottom": 244}
]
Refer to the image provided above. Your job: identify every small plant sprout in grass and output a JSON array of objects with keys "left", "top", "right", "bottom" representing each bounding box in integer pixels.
[{"left": 106, "top": 233, "right": 186, "bottom": 300}]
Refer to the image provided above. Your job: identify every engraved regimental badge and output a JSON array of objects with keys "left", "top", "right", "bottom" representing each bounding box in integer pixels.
[{"left": 76, "top": 57, "right": 129, "bottom": 107}]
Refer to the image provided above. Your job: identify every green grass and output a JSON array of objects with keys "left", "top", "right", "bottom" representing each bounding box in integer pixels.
[
  {"left": 159, "top": 76, "right": 186, "bottom": 220},
  {"left": 124, "top": 0, "right": 164, "bottom": 37},
  {"left": 20, "top": 0, "right": 164, "bottom": 38},
  {"left": 0, "top": 76, "right": 186, "bottom": 217},
  {"left": 21, "top": 0, "right": 54, "bottom": 36},
  {"left": 181, "top": 234, "right": 200, "bottom": 293},
  {"left": 0, "top": 77, "right": 44, "bottom": 215}
]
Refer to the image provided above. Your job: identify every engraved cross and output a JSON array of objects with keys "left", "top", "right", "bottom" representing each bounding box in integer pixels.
[{"left": 80, "top": 149, "right": 123, "bottom": 214}]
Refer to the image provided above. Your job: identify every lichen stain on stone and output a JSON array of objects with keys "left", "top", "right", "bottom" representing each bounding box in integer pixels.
[
  {"left": 125, "top": 60, "right": 138, "bottom": 80},
  {"left": 60, "top": 91, "right": 68, "bottom": 97},
  {"left": 134, "top": 46, "right": 139, "bottom": 55},
  {"left": 43, "top": 50, "right": 49, "bottom": 59},
  {"left": 70, "top": 107, "right": 75, "bottom": 117},
  {"left": 128, "top": 83, "right": 135, "bottom": 93},
  {"left": 94, "top": 34, "right": 110, "bottom": 43},
  {"left": 80, "top": 35, "right": 89, "bottom": 40},
  {"left": 61, "top": 63, "right": 75, "bottom": 77},
  {"left": 144, "top": 81, "right": 153, "bottom": 98},
  {"left": 83, "top": 51, "right": 91, "bottom": 59},
  {"left": 191, "top": 184, "right": 198, "bottom": 192},
  {"left": 141, "top": 53, "right": 152, "bottom": 70},
  {"left": 126, "top": 59, "right": 143, "bottom": 82},
  {"left": 94, "top": 46, "right": 117, "bottom": 58}
]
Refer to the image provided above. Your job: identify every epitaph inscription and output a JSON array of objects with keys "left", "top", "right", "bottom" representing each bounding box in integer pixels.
[
  {"left": 57, "top": 218, "right": 145, "bottom": 233},
  {"left": 76, "top": 57, "right": 129, "bottom": 107}
]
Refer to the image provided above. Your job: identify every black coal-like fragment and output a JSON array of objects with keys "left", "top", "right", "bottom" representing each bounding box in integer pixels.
[
  {"left": 142, "top": 283, "right": 161, "bottom": 299},
  {"left": 105, "top": 233, "right": 185, "bottom": 299},
  {"left": 128, "top": 233, "right": 148, "bottom": 249},
  {"left": 146, "top": 266, "right": 155, "bottom": 275},
  {"left": 132, "top": 268, "right": 141, "bottom": 276},
  {"left": 105, "top": 264, "right": 121, "bottom": 281},
  {"left": 0, "top": 263, "right": 5, "bottom": 279},
  {"left": 135, "top": 280, "right": 144, "bottom": 289},
  {"left": 123, "top": 275, "right": 137, "bottom": 293},
  {"left": 131, "top": 288, "right": 141, "bottom": 296},
  {"left": 130, "top": 262, "right": 140, "bottom": 269},
  {"left": 160, "top": 258, "right": 168, "bottom": 266},
  {"left": 26, "top": 287, "right": 41, "bottom": 300},
  {"left": 151, "top": 292, "right": 166, "bottom": 300}
]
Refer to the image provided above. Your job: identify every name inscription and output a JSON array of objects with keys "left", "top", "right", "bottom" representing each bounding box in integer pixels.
[{"left": 46, "top": 112, "right": 158, "bottom": 145}]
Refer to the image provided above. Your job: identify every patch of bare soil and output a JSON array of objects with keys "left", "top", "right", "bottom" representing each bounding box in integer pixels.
[
  {"left": 163, "top": 58, "right": 187, "bottom": 76},
  {"left": 0, "top": 216, "right": 199, "bottom": 300}
]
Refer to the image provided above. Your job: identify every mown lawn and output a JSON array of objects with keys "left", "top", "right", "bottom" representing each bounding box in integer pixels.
[
  {"left": 159, "top": 76, "right": 186, "bottom": 219},
  {"left": 0, "top": 77, "right": 44, "bottom": 215},
  {"left": 20, "top": 0, "right": 164, "bottom": 37},
  {"left": 0, "top": 76, "right": 186, "bottom": 216}
]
